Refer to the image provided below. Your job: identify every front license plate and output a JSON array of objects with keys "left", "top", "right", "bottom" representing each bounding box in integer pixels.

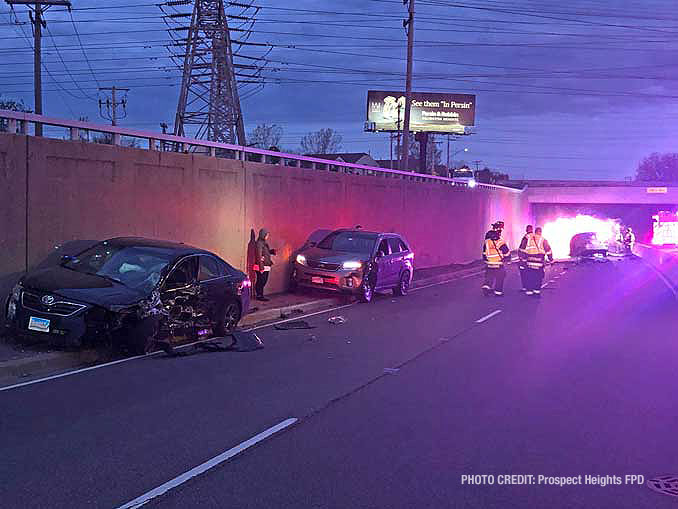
[
  {"left": 311, "top": 277, "right": 324, "bottom": 284},
  {"left": 28, "top": 316, "right": 50, "bottom": 333}
]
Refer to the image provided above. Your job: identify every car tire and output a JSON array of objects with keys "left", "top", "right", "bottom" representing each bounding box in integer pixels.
[
  {"left": 359, "top": 278, "right": 374, "bottom": 303},
  {"left": 393, "top": 271, "right": 410, "bottom": 296},
  {"left": 214, "top": 298, "right": 242, "bottom": 336}
]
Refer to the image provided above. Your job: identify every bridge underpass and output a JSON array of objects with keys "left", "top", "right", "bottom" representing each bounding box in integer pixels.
[{"left": 526, "top": 181, "right": 678, "bottom": 244}]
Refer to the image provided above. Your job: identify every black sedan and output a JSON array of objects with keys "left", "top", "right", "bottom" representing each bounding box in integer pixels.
[{"left": 4, "top": 237, "right": 251, "bottom": 354}]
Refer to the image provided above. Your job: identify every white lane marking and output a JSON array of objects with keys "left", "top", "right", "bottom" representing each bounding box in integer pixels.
[
  {"left": 0, "top": 354, "right": 149, "bottom": 393},
  {"left": 115, "top": 418, "right": 298, "bottom": 509},
  {"left": 383, "top": 367, "right": 400, "bottom": 374},
  {"left": 640, "top": 260, "right": 678, "bottom": 299},
  {"left": 0, "top": 271, "right": 485, "bottom": 392},
  {"left": 475, "top": 309, "right": 502, "bottom": 324}
]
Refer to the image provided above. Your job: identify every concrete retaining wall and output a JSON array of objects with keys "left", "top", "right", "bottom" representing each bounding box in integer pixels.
[{"left": 0, "top": 133, "right": 529, "bottom": 294}]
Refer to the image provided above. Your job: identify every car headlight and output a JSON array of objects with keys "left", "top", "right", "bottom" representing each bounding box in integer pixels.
[
  {"left": 342, "top": 261, "right": 362, "bottom": 270},
  {"left": 10, "top": 283, "right": 22, "bottom": 302},
  {"left": 296, "top": 254, "right": 307, "bottom": 265}
]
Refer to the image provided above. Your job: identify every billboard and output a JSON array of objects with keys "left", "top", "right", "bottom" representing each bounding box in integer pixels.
[{"left": 365, "top": 90, "right": 476, "bottom": 134}]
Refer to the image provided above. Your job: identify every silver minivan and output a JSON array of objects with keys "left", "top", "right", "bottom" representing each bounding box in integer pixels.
[{"left": 291, "top": 229, "right": 414, "bottom": 302}]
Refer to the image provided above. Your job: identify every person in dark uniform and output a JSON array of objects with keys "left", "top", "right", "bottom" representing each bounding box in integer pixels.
[{"left": 254, "top": 228, "right": 276, "bottom": 301}]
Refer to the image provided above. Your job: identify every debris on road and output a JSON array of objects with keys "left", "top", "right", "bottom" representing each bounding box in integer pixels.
[
  {"left": 274, "top": 320, "right": 315, "bottom": 330},
  {"left": 328, "top": 316, "right": 346, "bottom": 325}
]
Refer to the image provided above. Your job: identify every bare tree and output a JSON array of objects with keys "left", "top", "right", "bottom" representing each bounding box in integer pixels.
[
  {"left": 300, "top": 128, "right": 343, "bottom": 154},
  {"left": 0, "top": 96, "right": 28, "bottom": 132},
  {"left": 248, "top": 123, "right": 283, "bottom": 149}
]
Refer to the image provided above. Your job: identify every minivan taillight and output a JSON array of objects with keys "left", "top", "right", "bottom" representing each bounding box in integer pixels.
[{"left": 237, "top": 278, "right": 251, "bottom": 295}]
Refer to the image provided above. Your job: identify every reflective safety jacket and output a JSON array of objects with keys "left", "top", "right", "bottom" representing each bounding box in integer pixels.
[
  {"left": 483, "top": 238, "right": 510, "bottom": 268},
  {"left": 519, "top": 233, "right": 553, "bottom": 269}
]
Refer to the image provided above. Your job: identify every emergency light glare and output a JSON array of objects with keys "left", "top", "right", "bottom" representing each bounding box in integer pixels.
[
  {"left": 296, "top": 254, "right": 307, "bottom": 265},
  {"left": 542, "top": 215, "right": 620, "bottom": 259},
  {"left": 467, "top": 178, "right": 477, "bottom": 188}
]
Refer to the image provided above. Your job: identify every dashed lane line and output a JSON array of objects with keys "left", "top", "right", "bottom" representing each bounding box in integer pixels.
[
  {"left": 475, "top": 309, "right": 503, "bottom": 324},
  {"left": 115, "top": 418, "right": 298, "bottom": 509}
]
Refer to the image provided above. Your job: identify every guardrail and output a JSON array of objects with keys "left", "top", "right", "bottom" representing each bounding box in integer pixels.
[{"left": 0, "top": 109, "right": 523, "bottom": 193}]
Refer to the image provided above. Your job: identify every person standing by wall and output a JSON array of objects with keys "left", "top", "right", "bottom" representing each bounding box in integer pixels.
[
  {"left": 518, "top": 225, "right": 534, "bottom": 292},
  {"left": 254, "top": 228, "right": 276, "bottom": 301}
]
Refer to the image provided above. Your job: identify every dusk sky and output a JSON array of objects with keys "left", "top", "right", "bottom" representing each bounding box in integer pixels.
[{"left": 2, "top": 0, "right": 678, "bottom": 180}]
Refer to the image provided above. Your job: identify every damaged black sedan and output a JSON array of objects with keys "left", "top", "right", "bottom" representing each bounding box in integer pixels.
[{"left": 4, "top": 237, "right": 251, "bottom": 354}]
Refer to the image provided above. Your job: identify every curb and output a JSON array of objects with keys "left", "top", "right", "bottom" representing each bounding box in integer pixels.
[
  {"left": 240, "top": 297, "right": 342, "bottom": 327},
  {"left": 0, "top": 348, "right": 99, "bottom": 381},
  {"left": 0, "top": 264, "right": 487, "bottom": 383}
]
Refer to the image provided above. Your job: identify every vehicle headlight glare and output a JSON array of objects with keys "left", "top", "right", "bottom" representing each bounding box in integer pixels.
[
  {"left": 296, "top": 254, "right": 307, "bottom": 265},
  {"left": 342, "top": 261, "right": 362, "bottom": 270}
]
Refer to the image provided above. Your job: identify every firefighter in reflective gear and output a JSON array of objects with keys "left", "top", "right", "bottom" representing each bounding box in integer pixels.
[
  {"left": 518, "top": 224, "right": 533, "bottom": 292},
  {"left": 624, "top": 227, "right": 636, "bottom": 253},
  {"left": 482, "top": 229, "right": 511, "bottom": 296},
  {"left": 520, "top": 226, "right": 553, "bottom": 296},
  {"left": 485, "top": 220, "right": 505, "bottom": 240}
]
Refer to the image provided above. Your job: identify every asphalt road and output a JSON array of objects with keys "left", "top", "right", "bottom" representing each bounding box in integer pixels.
[{"left": 2, "top": 258, "right": 677, "bottom": 508}]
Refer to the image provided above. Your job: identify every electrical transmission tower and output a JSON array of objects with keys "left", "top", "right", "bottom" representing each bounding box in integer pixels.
[{"left": 167, "top": 0, "right": 247, "bottom": 145}]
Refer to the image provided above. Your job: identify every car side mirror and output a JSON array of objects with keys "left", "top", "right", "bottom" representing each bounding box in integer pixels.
[{"left": 309, "top": 241, "right": 317, "bottom": 248}]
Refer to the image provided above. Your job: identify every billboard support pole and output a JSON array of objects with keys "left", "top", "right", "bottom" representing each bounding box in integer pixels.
[
  {"left": 389, "top": 133, "right": 393, "bottom": 169},
  {"left": 401, "top": 0, "right": 415, "bottom": 172}
]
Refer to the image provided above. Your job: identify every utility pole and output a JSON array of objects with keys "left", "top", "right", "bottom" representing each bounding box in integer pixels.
[
  {"left": 98, "top": 86, "right": 129, "bottom": 126},
  {"left": 6, "top": 1, "right": 71, "bottom": 136},
  {"left": 474, "top": 160, "right": 482, "bottom": 172},
  {"left": 401, "top": 0, "right": 415, "bottom": 172},
  {"left": 396, "top": 104, "right": 402, "bottom": 169}
]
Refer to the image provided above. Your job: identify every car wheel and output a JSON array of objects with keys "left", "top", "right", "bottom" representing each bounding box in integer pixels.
[
  {"left": 393, "top": 271, "right": 410, "bottom": 296},
  {"left": 359, "top": 278, "right": 374, "bottom": 303},
  {"left": 215, "top": 299, "right": 242, "bottom": 336}
]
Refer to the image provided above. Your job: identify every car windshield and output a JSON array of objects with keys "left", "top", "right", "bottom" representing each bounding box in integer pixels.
[
  {"left": 317, "top": 231, "right": 378, "bottom": 254},
  {"left": 63, "top": 243, "right": 176, "bottom": 291}
]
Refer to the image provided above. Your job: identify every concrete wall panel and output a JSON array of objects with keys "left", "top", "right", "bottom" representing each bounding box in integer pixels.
[
  {"left": 0, "top": 134, "right": 27, "bottom": 275},
  {"left": 1, "top": 134, "right": 529, "bottom": 296}
]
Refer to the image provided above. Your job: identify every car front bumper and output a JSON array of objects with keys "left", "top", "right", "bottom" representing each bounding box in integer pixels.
[
  {"left": 7, "top": 303, "right": 89, "bottom": 347},
  {"left": 292, "top": 262, "right": 365, "bottom": 293}
]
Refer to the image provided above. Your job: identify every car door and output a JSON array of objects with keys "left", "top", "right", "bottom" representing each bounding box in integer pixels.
[
  {"left": 198, "top": 255, "right": 225, "bottom": 323},
  {"left": 374, "top": 237, "right": 393, "bottom": 289},
  {"left": 387, "top": 236, "right": 405, "bottom": 281}
]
